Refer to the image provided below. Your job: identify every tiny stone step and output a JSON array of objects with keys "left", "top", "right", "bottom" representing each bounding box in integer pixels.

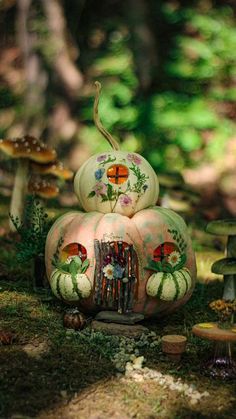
[
  {"left": 91, "top": 320, "right": 148, "bottom": 338},
  {"left": 95, "top": 311, "right": 144, "bottom": 325}
]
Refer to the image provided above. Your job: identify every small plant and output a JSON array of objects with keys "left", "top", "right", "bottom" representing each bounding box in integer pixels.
[
  {"left": 52, "top": 255, "right": 90, "bottom": 276},
  {"left": 10, "top": 196, "right": 52, "bottom": 264},
  {"left": 146, "top": 252, "right": 186, "bottom": 274}
]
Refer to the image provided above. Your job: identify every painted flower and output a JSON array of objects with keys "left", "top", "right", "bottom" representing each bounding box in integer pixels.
[
  {"left": 95, "top": 168, "right": 105, "bottom": 180},
  {"left": 114, "top": 255, "right": 126, "bottom": 267},
  {"left": 65, "top": 256, "right": 74, "bottom": 264},
  {"left": 97, "top": 154, "right": 107, "bottom": 162},
  {"left": 167, "top": 251, "right": 181, "bottom": 267},
  {"left": 143, "top": 184, "right": 148, "bottom": 192},
  {"left": 113, "top": 264, "right": 125, "bottom": 279},
  {"left": 119, "top": 194, "right": 132, "bottom": 207},
  {"left": 92, "top": 182, "right": 107, "bottom": 196},
  {"left": 103, "top": 264, "right": 114, "bottom": 279},
  {"left": 127, "top": 153, "right": 142, "bottom": 165},
  {"left": 104, "top": 254, "right": 112, "bottom": 265}
]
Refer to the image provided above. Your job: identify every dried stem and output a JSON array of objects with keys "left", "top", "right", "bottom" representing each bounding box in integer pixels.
[{"left": 93, "top": 81, "right": 120, "bottom": 151}]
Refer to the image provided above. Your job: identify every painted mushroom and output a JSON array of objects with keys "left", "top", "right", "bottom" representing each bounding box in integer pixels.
[
  {"left": 0, "top": 135, "right": 56, "bottom": 230},
  {"left": 206, "top": 219, "right": 236, "bottom": 300}
]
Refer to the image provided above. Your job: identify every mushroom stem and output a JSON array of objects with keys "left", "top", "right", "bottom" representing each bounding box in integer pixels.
[
  {"left": 223, "top": 275, "right": 236, "bottom": 300},
  {"left": 93, "top": 81, "right": 120, "bottom": 151},
  {"left": 227, "top": 235, "right": 236, "bottom": 258},
  {"left": 224, "top": 235, "right": 236, "bottom": 300},
  {"left": 9, "top": 159, "right": 29, "bottom": 231}
]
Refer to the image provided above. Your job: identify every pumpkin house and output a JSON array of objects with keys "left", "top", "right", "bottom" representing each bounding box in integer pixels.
[{"left": 45, "top": 82, "right": 196, "bottom": 318}]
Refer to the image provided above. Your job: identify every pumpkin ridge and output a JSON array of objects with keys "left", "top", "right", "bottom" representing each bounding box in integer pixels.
[
  {"left": 157, "top": 272, "right": 165, "bottom": 299},
  {"left": 156, "top": 207, "right": 188, "bottom": 233},
  {"left": 47, "top": 212, "right": 78, "bottom": 247},
  {"left": 182, "top": 268, "right": 192, "bottom": 291},
  {"left": 56, "top": 272, "right": 64, "bottom": 300},
  {"left": 71, "top": 273, "right": 82, "bottom": 299},
  {"left": 172, "top": 271, "right": 180, "bottom": 300},
  {"left": 178, "top": 269, "right": 188, "bottom": 294}
]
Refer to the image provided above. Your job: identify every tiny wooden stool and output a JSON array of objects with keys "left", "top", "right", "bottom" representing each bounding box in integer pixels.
[{"left": 192, "top": 322, "right": 236, "bottom": 380}]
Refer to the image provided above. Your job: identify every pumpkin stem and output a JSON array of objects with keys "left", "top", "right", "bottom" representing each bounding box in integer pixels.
[{"left": 93, "top": 81, "right": 120, "bottom": 151}]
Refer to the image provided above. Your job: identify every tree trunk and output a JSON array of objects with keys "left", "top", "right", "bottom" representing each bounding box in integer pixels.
[
  {"left": 127, "top": 0, "right": 158, "bottom": 92},
  {"left": 16, "top": 0, "right": 47, "bottom": 137},
  {"left": 41, "top": 0, "right": 83, "bottom": 98}
]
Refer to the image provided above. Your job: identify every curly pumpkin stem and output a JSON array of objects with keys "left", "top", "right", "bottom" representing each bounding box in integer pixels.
[{"left": 93, "top": 81, "right": 120, "bottom": 151}]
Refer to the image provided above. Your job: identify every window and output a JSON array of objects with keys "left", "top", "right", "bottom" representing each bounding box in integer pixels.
[
  {"left": 61, "top": 243, "right": 87, "bottom": 262},
  {"left": 153, "top": 242, "right": 178, "bottom": 262},
  {"left": 107, "top": 164, "right": 129, "bottom": 184}
]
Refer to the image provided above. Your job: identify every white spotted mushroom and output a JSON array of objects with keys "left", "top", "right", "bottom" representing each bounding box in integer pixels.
[
  {"left": 31, "top": 160, "right": 73, "bottom": 181},
  {"left": 28, "top": 179, "right": 59, "bottom": 200},
  {"left": 0, "top": 135, "right": 57, "bottom": 230}
]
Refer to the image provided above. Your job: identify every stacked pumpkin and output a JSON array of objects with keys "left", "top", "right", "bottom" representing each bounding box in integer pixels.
[{"left": 45, "top": 82, "right": 196, "bottom": 318}]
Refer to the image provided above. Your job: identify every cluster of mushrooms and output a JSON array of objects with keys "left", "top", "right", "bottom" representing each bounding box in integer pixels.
[{"left": 0, "top": 135, "right": 73, "bottom": 230}]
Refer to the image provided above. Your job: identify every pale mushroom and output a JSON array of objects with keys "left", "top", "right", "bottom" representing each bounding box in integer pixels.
[
  {"left": 206, "top": 219, "right": 236, "bottom": 300},
  {"left": 0, "top": 135, "right": 57, "bottom": 230}
]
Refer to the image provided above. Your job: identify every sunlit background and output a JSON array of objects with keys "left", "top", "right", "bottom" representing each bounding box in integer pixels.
[{"left": 0, "top": 0, "right": 236, "bottom": 228}]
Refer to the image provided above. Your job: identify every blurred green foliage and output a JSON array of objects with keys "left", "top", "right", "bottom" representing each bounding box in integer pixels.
[
  {"left": 76, "top": 2, "right": 236, "bottom": 172},
  {"left": 0, "top": 1, "right": 236, "bottom": 174}
]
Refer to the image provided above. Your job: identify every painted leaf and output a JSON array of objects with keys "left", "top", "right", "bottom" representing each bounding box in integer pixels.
[
  {"left": 107, "top": 184, "right": 114, "bottom": 200},
  {"left": 73, "top": 256, "right": 82, "bottom": 268},
  {"left": 69, "top": 260, "right": 78, "bottom": 276},
  {"left": 81, "top": 259, "right": 90, "bottom": 273},
  {"left": 88, "top": 191, "right": 96, "bottom": 198}
]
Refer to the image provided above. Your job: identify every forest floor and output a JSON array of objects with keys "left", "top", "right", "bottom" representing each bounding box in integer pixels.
[{"left": 0, "top": 204, "right": 236, "bottom": 419}]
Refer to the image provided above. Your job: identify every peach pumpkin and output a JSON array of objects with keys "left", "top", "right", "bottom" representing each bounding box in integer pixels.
[
  {"left": 45, "top": 206, "right": 196, "bottom": 318},
  {"left": 45, "top": 81, "right": 196, "bottom": 317}
]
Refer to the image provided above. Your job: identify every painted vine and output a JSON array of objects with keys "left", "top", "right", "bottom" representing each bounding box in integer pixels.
[{"left": 87, "top": 153, "right": 149, "bottom": 212}]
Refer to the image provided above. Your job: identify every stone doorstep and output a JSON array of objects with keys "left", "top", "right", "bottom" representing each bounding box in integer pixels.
[
  {"left": 91, "top": 320, "right": 148, "bottom": 338},
  {"left": 95, "top": 310, "right": 145, "bottom": 325}
]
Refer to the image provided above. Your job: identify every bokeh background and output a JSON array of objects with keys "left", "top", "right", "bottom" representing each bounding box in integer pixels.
[{"left": 0, "top": 0, "right": 236, "bottom": 224}]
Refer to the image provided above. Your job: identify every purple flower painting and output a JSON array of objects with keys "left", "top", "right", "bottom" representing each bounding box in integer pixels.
[
  {"left": 97, "top": 154, "right": 107, "bottom": 162},
  {"left": 127, "top": 153, "right": 142, "bottom": 165},
  {"left": 119, "top": 194, "right": 132, "bottom": 206},
  {"left": 92, "top": 182, "right": 107, "bottom": 196}
]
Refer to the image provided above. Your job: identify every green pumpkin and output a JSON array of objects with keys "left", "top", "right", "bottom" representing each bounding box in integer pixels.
[
  {"left": 146, "top": 268, "right": 192, "bottom": 301},
  {"left": 50, "top": 269, "right": 92, "bottom": 302}
]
